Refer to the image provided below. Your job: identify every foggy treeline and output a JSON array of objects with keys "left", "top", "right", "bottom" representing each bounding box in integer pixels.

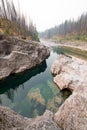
[
  {"left": 0, "top": 0, "right": 39, "bottom": 41},
  {"left": 40, "top": 13, "right": 87, "bottom": 39}
]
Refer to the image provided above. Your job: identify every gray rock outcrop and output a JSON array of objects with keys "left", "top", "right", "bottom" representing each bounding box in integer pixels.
[{"left": 0, "top": 36, "right": 50, "bottom": 80}]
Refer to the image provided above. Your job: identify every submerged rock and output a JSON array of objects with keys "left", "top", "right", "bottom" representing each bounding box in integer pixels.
[
  {"left": 0, "top": 36, "right": 50, "bottom": 80},
  {"left": 0, "top": 106, "right": 61, "bottom": 130},
  {"left": 28, "top": 88, "right": 45, "bottom": 106},
  {"left": 47, "top": 96, "right": 62, "bottom": 113},
  {"left": 28, "top": 88, "right": 46, "bottom": 116},
  {"left": 54, "top": 86, "right": 87, "bottom": 130}
]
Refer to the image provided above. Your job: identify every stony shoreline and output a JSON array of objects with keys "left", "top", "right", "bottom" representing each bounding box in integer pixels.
[{"left": 52, "top": 38, "right": 87, "bottom": 51}]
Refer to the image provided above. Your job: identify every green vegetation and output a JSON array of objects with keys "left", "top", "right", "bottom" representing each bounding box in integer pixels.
[
  {"left": 40, "top": 13, "right": 87, "bottom": 43},
  {"left": 0, "top": 0, "right": 39, "bottom": 41}
]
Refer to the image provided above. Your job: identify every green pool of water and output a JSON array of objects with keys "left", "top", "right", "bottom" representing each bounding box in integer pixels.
[{"left": 0, "top": 49, "right": 71, "bottom": 118}]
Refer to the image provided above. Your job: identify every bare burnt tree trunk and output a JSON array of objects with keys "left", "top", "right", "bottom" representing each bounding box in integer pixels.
[{"left": 1, "top": 0, "right": 7, "bottom": 18}]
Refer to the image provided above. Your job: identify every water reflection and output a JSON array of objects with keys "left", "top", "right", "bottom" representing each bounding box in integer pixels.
[
  {"left": 53, "top": 47, "right": 64, "bottom": 55},
  {"left": 0, "top": 60, "right": 47, "bottom": 94},
  {"left": 0, "top": 60, "right": 48, "bottom": 112},
  {"left": 5, "top": 89, "right": 14, "bottom": 102}
]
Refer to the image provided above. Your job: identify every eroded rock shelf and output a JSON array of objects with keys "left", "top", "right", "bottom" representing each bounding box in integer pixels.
[{"left": 51, "top": 54, "right": 87, "bottom": 130}]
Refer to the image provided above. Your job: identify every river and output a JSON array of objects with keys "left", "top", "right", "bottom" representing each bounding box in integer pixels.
[{"left": 0, "top": 41, "right": 74, "bottom": 118}]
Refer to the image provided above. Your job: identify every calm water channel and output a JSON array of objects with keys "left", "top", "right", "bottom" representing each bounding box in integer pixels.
[{"left": 0, "top": 46, "right": 72, "bottom": 118}]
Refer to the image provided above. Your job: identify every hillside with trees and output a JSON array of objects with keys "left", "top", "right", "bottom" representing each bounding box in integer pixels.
[
  {"left": 40, "top": 13, "right": 87, "bottom": 42},
  {"left": 0, "top": 0, "right": 39, "bottom": 41}
]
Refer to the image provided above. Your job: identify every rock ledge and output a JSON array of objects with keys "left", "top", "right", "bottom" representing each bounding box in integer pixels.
[{"left": 0, "top": 36, "right": 50, "bottom": 80}]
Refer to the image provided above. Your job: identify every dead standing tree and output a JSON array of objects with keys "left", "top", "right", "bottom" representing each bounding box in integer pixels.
[{"left": 1, "top": 0, "right": 7, "bottom": 18}]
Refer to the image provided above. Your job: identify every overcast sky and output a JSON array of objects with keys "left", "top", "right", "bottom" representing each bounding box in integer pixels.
[{"left": 13, "top": 0, "right": 87, "bottom": 32}]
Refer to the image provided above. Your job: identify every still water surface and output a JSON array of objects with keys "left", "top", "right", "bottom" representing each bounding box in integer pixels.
[{"left": 0, "top": 47, "right": 71, "bottom": 118}]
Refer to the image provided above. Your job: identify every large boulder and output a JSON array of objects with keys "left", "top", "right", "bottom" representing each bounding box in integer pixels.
[
  {"left": 54, "top": 86, "right": 87, "bottom": 130},
  {"left": 0, "top": 36, "right": 50, "bottom": 80}
]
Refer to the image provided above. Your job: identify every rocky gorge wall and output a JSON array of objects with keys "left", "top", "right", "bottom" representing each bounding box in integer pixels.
[{"left": 0, "top": 33, "right": 87, "bottom": 130}]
